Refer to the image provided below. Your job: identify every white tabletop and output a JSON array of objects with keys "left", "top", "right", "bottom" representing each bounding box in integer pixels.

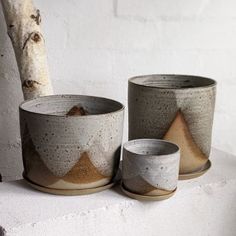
[{"left": 0, "top": 148, "right": 236, "bottom": 236}]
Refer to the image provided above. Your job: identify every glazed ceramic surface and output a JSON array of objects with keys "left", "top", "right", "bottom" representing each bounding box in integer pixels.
[
  {"left": 20, "top": 95, "right": 124, "bottom": 190},
  {"left": 122, "top": 139, "right": 180, "bottom": 196},
  {"left": 128, "top": 75, "right": 216, "bottom": 175}
]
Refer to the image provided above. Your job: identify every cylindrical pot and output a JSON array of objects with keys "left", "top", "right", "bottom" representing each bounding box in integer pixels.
[
  {"left": 20, "top": 95, "right": 124, "bottom": 190},
  {"left": 128, "top": 74, "right": 216, "bottom": 175},
  {"left": 122, "top": 139, "right": 180, "bottom": 196}
]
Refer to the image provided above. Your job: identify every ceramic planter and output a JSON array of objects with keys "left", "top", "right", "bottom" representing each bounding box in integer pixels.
[
  {"left": 128, "top": 74, "right": 216, "bottom": 177},
  {"left": 122, "top": 139, "right": 180, "bottom": 199},
  {"left": 20, "top": 95, "right": 124, "bottom": 191}
]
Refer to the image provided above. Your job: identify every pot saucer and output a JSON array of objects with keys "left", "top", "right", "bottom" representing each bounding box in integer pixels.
[
  {"left": 23, "top": 169, "right": 121, "bottom": 196},
  {"left": 179, "top": 160, "right": 211, "bottom": 180},
  {"left": 120, "top": 183, "right": 177, "bottom": 201}
]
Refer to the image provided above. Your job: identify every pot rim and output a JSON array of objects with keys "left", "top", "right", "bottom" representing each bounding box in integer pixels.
[
  {"left": 128, "top": 74, "right": 217, "bottom": 90},
  {"left": 123, "top": 139, "right": 180, "bottom": 158},
  {"left": 19, "top": 94, "right": 125, "bottom": 118}
]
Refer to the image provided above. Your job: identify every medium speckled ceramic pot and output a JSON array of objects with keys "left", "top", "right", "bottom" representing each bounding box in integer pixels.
[
  {"left": 122, "top": 139, "right": 180, "bottom": 196},
  {"left": 20, "top": 95, "right": 124, "bottom": 190},
  {"left": 128, "top": 74, "right": 216, "bottom": 175}
]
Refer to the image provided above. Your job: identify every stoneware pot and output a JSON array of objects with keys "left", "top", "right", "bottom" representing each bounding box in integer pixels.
[
  {"left": 19, "top": 95, "right": 124, "bottom": 192},
  {"left": 128, "top": 74, "right": 216, "bottom": 178},
  {"left": 122, "top": 139, "right": 180, "bottom": 200}
]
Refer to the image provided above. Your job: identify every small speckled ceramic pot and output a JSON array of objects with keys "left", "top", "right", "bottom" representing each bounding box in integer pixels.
[
  {"left": 128, "top": 75, "right": 216, "bottom": 176},
  {"left": 122, "top": 139, "right": 180, "bottom": 196},
  {"left": 19, "top": 95, "right": 124, "bottom": 190}
]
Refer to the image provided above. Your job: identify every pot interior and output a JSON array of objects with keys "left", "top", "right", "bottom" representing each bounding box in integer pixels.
[
  {"left": 20, "top": 95, "right": 124, "bottom": 116},
  {"left": 129, "top": 74, "right": 216, "bottom": 89},
  {"left": 124, "top": 139, "right": 179, "bottom": 156}
]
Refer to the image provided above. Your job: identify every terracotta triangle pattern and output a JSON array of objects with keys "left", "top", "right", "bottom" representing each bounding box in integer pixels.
[
  {"left": 163, "top": 110, "right": 207, "bottom": 173},
  {"left": 63, "top": 152, "right": 106, "bottom": 184},
  {"left": 23, "top": 125, "right": 108, "bottom": 187}
]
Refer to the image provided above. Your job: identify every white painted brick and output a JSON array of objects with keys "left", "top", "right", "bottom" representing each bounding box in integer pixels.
[
  {"left": 0, "top": 3, "right": 23, "bottom": 181},
  {"left": 160, "top": 20, "right": 236, "bottom": 50},
  {"left": 116, "top": 0, "right": 236, "bottom": 20},
  {"left": 213, "top": 113, "right": 236, "bottom": 155},
  {"left": 189, "top": 0, "right": 236, "bottom": 19},
  {"left": 111, "top": 50, "right": 203, "bottom": 79},
  {"left": 52, "top": 49, "right": 113, "bottom": 85},
  {"left": 0, "top": 148, "right": 236, "bottom": 236},
  {"left": 196, "top": 50, "right": 236, "bottom": 79},
  {"left": 215, "top": 83, "right": 236, "bottom": 113},
  {"left": 0, "top": 147, "right": 23, "bottom": 182},
  {"left": 40, "top": 1, "right": 162, "bottom": 52},
  {"left": 36, "top": 0, "right": 114, "bottom": 19},
  {"left": 60, "top": 18, "right": 161, "bottom": 52},
  {"left": 111, "top": 20, "right": 161, "bottom": 52}
]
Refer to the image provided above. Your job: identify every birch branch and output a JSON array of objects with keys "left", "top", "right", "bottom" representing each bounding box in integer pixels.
[{"left": 1, "top": 0, "right": 53, "bottom": 99}]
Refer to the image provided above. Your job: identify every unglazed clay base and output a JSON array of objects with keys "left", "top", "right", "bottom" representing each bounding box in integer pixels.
[
  {"left": 179, "top": 160, "right": 211, "bottom": 180},
  {"left": 23, "top": 170, "right": 121, "bottom": 196},
  {"left": 120, "top": 183, "right": 177, "bottom": 201}
]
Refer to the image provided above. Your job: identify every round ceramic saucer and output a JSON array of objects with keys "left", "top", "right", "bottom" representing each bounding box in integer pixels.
[
  {"left": 23, "top": 169, "right": 121, "bottom": 196},
  {"left": 120, "top": 183, "right": 177, "bottom": 201},
  {"left": 179, "top": 160, "right": 211, "bottom": 180}
]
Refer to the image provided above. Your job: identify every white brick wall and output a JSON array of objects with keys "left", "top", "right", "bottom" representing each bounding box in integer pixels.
[{"left": 0, "top": 0, "right": 236, "bottom": 181}]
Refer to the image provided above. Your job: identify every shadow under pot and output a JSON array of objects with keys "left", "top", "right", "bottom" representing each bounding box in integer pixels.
[
  {"left": 19, "top": 95, "right": 124, "bottom": 193},
  {"left": 128, "top": 74, "right": 216, "bottom": 179}
]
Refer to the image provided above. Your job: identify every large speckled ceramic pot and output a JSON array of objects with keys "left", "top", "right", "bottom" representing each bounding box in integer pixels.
[
  {"left": 122, "top": 139, "right": 180, "bottom": 196},
  {"left": 20, "top": 95, "right": 124, "bottom": 190},
  {"left": 128, "top": 75, "right": 216, "bottom": 176}
]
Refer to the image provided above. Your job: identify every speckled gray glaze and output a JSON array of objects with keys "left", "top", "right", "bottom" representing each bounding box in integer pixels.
[
  {"left": 20, "top": 95, "right": 124, "bottom": 190},
  {"left": 128, "top": 75, "right": 216, "bottom": 175},
  {"left": 122, "top": 139, "right": 180, "bottom": 196}
]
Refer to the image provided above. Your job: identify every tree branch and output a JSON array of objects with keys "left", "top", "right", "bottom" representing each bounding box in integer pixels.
[{"left": 1, "top": 0, "right": 53, "bottom": 99}]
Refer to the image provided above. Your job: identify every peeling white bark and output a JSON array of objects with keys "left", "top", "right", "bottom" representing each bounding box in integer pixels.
[{"left": 1, "top": 0, "right": 53, "bottom": 99}]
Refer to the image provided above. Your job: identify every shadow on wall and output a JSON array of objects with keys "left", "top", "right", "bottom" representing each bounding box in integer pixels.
[{"left": 0, "top": 3, "right": 24, "bottom": 181}]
